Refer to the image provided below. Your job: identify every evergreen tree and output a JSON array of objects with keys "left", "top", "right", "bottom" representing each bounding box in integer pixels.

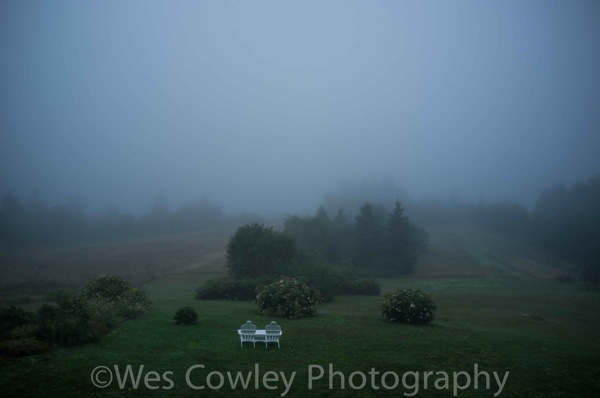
[
  {"left": 354, "top": 202, "right": 383, "bottom": 269},
  {"left": 385, "top": 200, "right": 417, "bottom": 274}
]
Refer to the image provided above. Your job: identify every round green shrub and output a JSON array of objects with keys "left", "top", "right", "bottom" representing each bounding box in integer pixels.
[
  {"left": 381, "top": 288, "right": 436, "bottom": 324},
  {"left": 174, "top": 306, "right": 198, "bottom": 325},
  {"left": 256, "top": 277, "right": 322, "bottom": 318}
]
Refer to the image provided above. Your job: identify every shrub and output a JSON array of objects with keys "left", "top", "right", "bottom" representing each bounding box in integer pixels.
[
  {"left": 0, "top": 305, "right": 34, "bottom": 340},
  {"left": 122, "top": 288, "right": 152, "bottom": 319},
  {"left": 195, "top": 277, "right": 274, "bottom": 301},
  {"left": 174, "top": 307, "right": 198, "bottom": 325},
  {"left": 29, "top": 295, "right": 97, "bottom": 347},
  {"left": 8, "top": 324, "right": 37, "bottom": 340},
  {"left": 80, "top": 275, "right": 132, "bottom": 302},
  {"left": 289, "top": 261, "right": 345, "bottom": 302},
  {"left": 381, "top": 288, "right": 436, "bottom": 324},
  {"left": 79, "top": 275, "right": 151, "bottom": 323},
  {"left": 289, "top": 258, "right": 382, "bottom": 301},
  {"left": 256, "top": 277, "right": 321, "bottom": 318}
]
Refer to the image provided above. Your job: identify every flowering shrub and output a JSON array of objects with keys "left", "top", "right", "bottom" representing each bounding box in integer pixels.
[
  {"left": 381, "top": 288, "right": 436, "bottom": 324},
  {"left": 256, "top": 277, "right": 321, "bottom": 318},
  {"left": 80, "top": 275, "right": 152, "bottom": 324},
  {"left": 80, "top": 275, "right": 132, "bottom": 302}
]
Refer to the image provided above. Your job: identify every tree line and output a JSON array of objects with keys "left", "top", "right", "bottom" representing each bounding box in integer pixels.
[
  {"left": 2, "top": 175, "right": 599, "bottom": 284},
  {"left": 0, "top": 192, "right": 229, "bottom": 247},
  {"left": 530, "top": 175, "right": 600, "bottom": 285},
  {"left": 284, "top": 201, "right": 428, "bottom": 275}
]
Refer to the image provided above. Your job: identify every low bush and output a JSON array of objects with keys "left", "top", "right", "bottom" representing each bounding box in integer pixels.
[
  {"left": 40, "top": 293, "right": 98, "bottom": 346},
  {"left": 174, "top": 306, "right": 198, "bottom": 325},
  {"left": 80, "top": 275, "right": 132, "bottom": 302},
  {"left": 256, "top": 277, "right": 322, "bottom": 318},
  {"left": 1, "top": 276, "right": 152, "bottom": 356},
  {"left": 0, "top": 305, "right": 34, "bottom": 340},
  {"left": 80, "top": 275, "right": 151, "bottom": 324},
  {"left": 289, "top": 261, "right": 345, "bottom": 302},
  {"left": 381, "top": 288, "right": 436, "bottom": 324},
  {"left": 291, "top": 260, "right": 381, "bottom": 301}
]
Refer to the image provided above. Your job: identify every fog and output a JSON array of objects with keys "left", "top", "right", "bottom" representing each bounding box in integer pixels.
[{"left": 1, "top": 0, "right": 599, "bottom": 216}]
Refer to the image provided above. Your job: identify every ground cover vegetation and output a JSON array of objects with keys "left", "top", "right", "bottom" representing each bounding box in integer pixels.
[
  {"left": 1, "top": 273, "right": 598, "bottom": 397},
  {"left": 0, "top": 275, "right": 151, "bottom": 357}
]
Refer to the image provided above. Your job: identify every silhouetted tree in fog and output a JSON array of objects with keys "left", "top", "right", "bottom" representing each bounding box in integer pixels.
[
  {"left": 383, "top": 201, "right": 419, "bottom": 273},
  {"left": 226, "top": 223, "right": 296, "bottom": 278},
  {"left": 354, "top": 202, "right": 384, "bottom": 269}
]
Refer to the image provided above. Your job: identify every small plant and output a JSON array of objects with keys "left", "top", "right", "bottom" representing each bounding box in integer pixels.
[
  {"left": 381, "top": 288, "right": 436, "bottom": 324},
  {"left": 256, "top": 277, "right": 322, "bottom": 318},
  {"left": 174, "top": 306, "right": 198, "bottom": 325}
]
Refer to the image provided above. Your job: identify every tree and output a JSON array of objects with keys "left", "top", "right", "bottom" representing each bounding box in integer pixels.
[
  {"left": 226, "top": 223, "right": 296, "bottom": 278},
  {"left": 384, "top": 201, "right": 417, "bottom": 273},
  {"left": 354, "top": 202, "right": 384, "bottom": 269}
]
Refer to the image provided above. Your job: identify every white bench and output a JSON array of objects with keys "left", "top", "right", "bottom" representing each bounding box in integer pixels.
[{"left": 238, "top": 321, "right": 282, "bottom": 349}]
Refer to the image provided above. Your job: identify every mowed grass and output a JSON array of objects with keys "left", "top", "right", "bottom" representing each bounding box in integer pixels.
[{"left": 1, "top": 273, "right": 598, "bottom": 397}]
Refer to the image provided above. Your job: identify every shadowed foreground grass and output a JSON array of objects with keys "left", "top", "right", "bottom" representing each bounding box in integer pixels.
[{"left": 1, "top": 274, "right": 598, "bottom": 397}]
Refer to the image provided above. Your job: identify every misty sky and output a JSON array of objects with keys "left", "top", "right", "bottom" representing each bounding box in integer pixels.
[{"left": 1, "top": 0, "right": 599, "bottom": 215}]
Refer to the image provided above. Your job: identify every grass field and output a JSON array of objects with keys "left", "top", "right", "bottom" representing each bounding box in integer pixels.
[
  {"left": 0, "top": 228, "right": 599, "bottom": 397},
  {"left": 1, "top": 274, "right": 599, "bottom": 397}
]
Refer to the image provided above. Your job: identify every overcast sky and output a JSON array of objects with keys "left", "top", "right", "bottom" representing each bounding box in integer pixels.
[{"left": 1, "top": 0, "right": 599, "bottom": 215}]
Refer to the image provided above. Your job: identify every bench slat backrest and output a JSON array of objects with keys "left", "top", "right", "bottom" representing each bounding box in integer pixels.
[
  {"left": 265, "top": 321, "right": 281, "bottom": 343},
  {"left": 240, "top": 321, "right": 257, "bottom": 341}
]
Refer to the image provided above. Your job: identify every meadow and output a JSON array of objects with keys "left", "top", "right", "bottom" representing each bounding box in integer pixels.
[{"left": 0, "top": 228, "right": 599, "bottom": 397}]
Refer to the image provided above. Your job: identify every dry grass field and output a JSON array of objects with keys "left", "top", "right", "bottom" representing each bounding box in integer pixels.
[{"left": 0, "top": 232, "right": 228, "bottom": 306}]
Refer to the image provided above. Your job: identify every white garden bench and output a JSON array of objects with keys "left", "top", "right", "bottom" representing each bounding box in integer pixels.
[
  {"left": 238, "top": 321, "right": 282, "bottom": 349},
  {"left": 238, "top": 321, "right": 257, "bottom": 348}
]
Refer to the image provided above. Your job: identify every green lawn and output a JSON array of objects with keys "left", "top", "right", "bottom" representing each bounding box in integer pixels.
[{"left": 1, "top": 273, "right": 598, "bottom": 397}]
